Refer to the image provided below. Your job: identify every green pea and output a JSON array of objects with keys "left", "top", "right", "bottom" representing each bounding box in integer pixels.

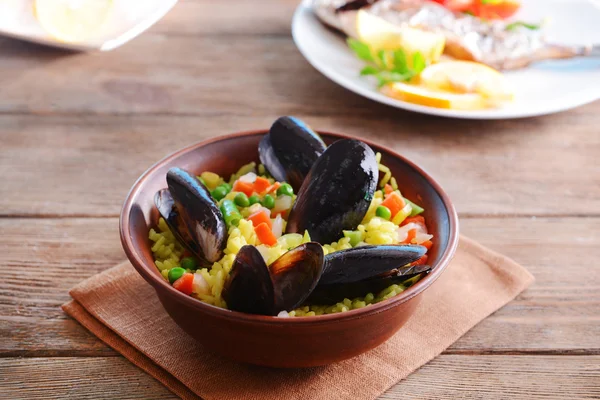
[
  {"left": 261, "top": 194, "right": 275, "bottom": 209},
  {"left": 248, "top": 195, "right": 260, "bottom": 205},
  {"left": 234, "top": 192, "right": 250, "bottom": 207},
  {"left": 168, "top": 267, "right": 186, "bottom": 284},
  {"left": 221, "top": 182, "right": 232, "bottom": 193},
  {"left": 277, "top": 183, "right": 294, "bottom": 197},
  {"left": 376, "top": 205, "right": 392, "bottom": 220},
  {"left": 211, "top": 186, "right": 228, "bottom": 201},
  {"left": 197, "top": 176, "right": 207, "bottom": 187},
  {"left": 180, "top": 257, "right": 197, "bottom": 271}
]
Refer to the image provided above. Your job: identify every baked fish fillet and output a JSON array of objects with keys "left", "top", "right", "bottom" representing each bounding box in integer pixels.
[{"left": 312, "top": 0, "right": 598, "bottom": 70}]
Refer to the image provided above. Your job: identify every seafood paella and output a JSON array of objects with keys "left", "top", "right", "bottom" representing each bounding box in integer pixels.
[{"left": 149, "top": 117, "right": 433, "bottom": 317}]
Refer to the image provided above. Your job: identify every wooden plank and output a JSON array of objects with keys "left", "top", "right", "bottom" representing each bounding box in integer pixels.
[
  {"left": 1, "top": 114, "right": 600, "bottom": 217},
  {"left": 457, "top": 217, "right": 600, "bottom": 353},
  {"left": 386, "top": 355, "right": 600, "bottom": 399},
  {"left": 151, "top": 0, "right": 299, "bottom": 36},
  {"left": 0, "top": 218, "right": 123, "bottom": 356},
  {"left": 1, "top": 356, "right": 598, "bottom": 399},
  {"left": 2, "top": 318, "right": 116, "bottom": 357},
  {"left": 0, "top": 217, "right": 598, "bottom": 356},
  {"left": 0, "top": 357, "right": 177, "bottom": 400},
  {"left": 0, "top": 34, "right": 364, "bottom": 116},
  {"left": 2, "top": 215, "right": 117, "bottom": 355}
]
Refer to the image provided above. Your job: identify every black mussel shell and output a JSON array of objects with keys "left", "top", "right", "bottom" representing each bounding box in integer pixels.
[
  {"left": 222, "top": 243, "right": 325, "bottom": 315},
  {"left": 222, "top": 245, "right": 276, "bottom": 315},
  {"left": 154, "top": 189, "right": 198, "bottom": 252},
  {"left": 319, "top": 245, "right": 427, "bottom": 285},
  {"left": 306, "top": 264, "right": 432, "bottom": 305},
  {"left": 161, "top": 167, "right": 227, "bottom": 265},
  {"left": 269, "top": 242, "right": 325, "bottom": 312},
  {"left": 259, "top": 116, "right": 326, "bottom": 191},
  {"left": 285, "top": 139, "right": 378, "bottom": 244}
]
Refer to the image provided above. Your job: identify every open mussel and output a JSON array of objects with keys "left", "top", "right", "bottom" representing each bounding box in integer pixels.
[
  {"left": 319, "top": 244, "right": 427, "bottom": 285},
  {"left": 306, "top": 264, "right": 432, "bottom": 305},
  {"left": 155, "top": 188, "right": 198, "bottom": 253},
  {"left": 154, "top": 168, "right": 227, "bottom": 266},
  {"left": 258, "top": 116, "right": 327, "bottom": 191},
  {"left": 285, "top": 139, "right": 378, "bottom": 244},
  {"left": 270, "top": 243, "right": 325, "bottom": 311},
  {"left": 222, "top": 245, "right": 276, "bottom": 315},
  {"left": 222, "top": 243, "right": 324, "bottom": 315}
]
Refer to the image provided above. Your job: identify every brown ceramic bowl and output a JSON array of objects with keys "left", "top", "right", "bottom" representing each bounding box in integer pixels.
[{"left": 120, "top": 130, "right": 459, "bottom": 368}]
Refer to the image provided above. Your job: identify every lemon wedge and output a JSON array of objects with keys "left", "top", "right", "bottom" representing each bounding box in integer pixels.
[
  {"left": 381, "top": 82, "right": 488, "bottom": 110},
  {"left": 34, "top": 0, "right": 113, "bottom": 43},
  {"left": 419, "top": 61, "right": 513, "bottom": 101},
  {"left": 355, "top": 9, "right": 445, "bottom": 63}
]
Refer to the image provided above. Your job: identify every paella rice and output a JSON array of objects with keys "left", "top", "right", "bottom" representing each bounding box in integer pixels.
[{"left": 149, "top": 152, "right": 432, "bottom": 317}]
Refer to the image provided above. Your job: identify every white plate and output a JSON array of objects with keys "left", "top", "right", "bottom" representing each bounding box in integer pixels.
[
  {"left": 0, "top": 0, "right": 177, "bottom": 51},
  {"left": 292, "top": 0, "right": 600, "bottom": 119}
]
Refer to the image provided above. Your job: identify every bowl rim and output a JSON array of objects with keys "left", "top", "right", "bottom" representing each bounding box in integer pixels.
[{"left": 120, "top": 129, "right": 459, "bottom": 325}]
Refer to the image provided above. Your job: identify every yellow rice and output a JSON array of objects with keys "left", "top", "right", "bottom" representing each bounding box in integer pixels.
[{"left": 148, "top": 154, "right": 427, "bottom": 317}]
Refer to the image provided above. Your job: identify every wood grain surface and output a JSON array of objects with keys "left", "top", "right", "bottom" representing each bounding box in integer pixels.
[
  {"left": 1, "top": 0, "right": 599, "bottom": 398},
  {"left": 3, "top": 356, "right": 599, "bottom": 400}
]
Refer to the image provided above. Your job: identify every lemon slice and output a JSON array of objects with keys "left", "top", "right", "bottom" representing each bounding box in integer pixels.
[
  {"left": 34, "top": 0, "right": 113, "bottom": 43},
  {"left": 355, "top": 9, "right": 445, "bottom": 63},
  {"left": 419, "top": 61, "right": 513, "bottom": 101},
  {"left": 397, "top": 25, "right": 446, "bottom": 64},
  {"left": 381, "top": 82, "right": 488, "bottom": 110}
]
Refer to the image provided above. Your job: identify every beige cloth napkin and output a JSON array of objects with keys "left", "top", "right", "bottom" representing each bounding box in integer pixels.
[{"left": 63, "top": 235, "right": 533, "bottom": 400}]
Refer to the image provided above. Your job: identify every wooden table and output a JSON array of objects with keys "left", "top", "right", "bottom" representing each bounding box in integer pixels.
[{"left": 2, "top": 1, "right": 599, "bottom": 398}]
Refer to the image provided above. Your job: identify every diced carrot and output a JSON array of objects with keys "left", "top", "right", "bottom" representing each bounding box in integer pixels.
[
  {"left": 380, "top": 192, "right": 405, "bottom": 218},
  {"left": 404, "top": 228, "right": 417, "bottom": 244},
  {"left": 421, "top": 240, "right": 433, "bottom": 250},
  {"left": 253, "top": 177, "right": 271, "bottom": 194},
  {"left": 401, "top": 216, "right": 425, "bottom": 226},
  {"left": 248, "top": 210, "right": 272, "bottom": 229},
  {"left": 401, "top": 215, "right": 428, "bottom": 232},
  {"left": 233, "top": 180, "right": 254, "bottom": 196},
  {"left": 173, "top": 273, "right": 194, "bottom": 295},
  {"left": 384, "top": 184, "right": 394, "bottom": 195},
  {"left": 264, "top": 182, "right": 281, "bottom": 194},
  {"left": 410, "top": 254, "right": 428, "bottom": 266},
  {"left": 254, "top": 222, "right": 277, "bottom": 246}
]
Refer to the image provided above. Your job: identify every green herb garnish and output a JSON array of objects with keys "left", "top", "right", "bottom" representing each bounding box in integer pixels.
[
  {"left": 393, "top": 49, "right": 409, "bottom": 74},
  {"left": 360, "top": 66, "right": 379, "bottom": 76},
  {"left": 347, "top": 38, "right": 427, "bottom": 87},
  {"left": 347, "top": 38, "right": 374, "bottom": 62},
  {"left": 505, "top": 21, "right": 542, "bottom": 31},
  {"left": 412, "top": 52, "right": 426, "bottom": 73}
]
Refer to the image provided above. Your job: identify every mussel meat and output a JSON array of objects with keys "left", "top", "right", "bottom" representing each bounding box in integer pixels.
[
  {"left": 258, "top": 116, "right": 327, "bottom": 191},
  {"left": 319, "top": 244, "right": 427, "bottom": 285},
  {"left": 222, "top": 243, "right": 325, "bottom": 315},
  {"left": 285, "top": 139, "right": 378, "bottom": 244},
  {"left": 306, "top": 264, "right": 432, "bottom": 304},
  {"left": 154, "top": 167, "right": 227, "bottom": 266}
]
